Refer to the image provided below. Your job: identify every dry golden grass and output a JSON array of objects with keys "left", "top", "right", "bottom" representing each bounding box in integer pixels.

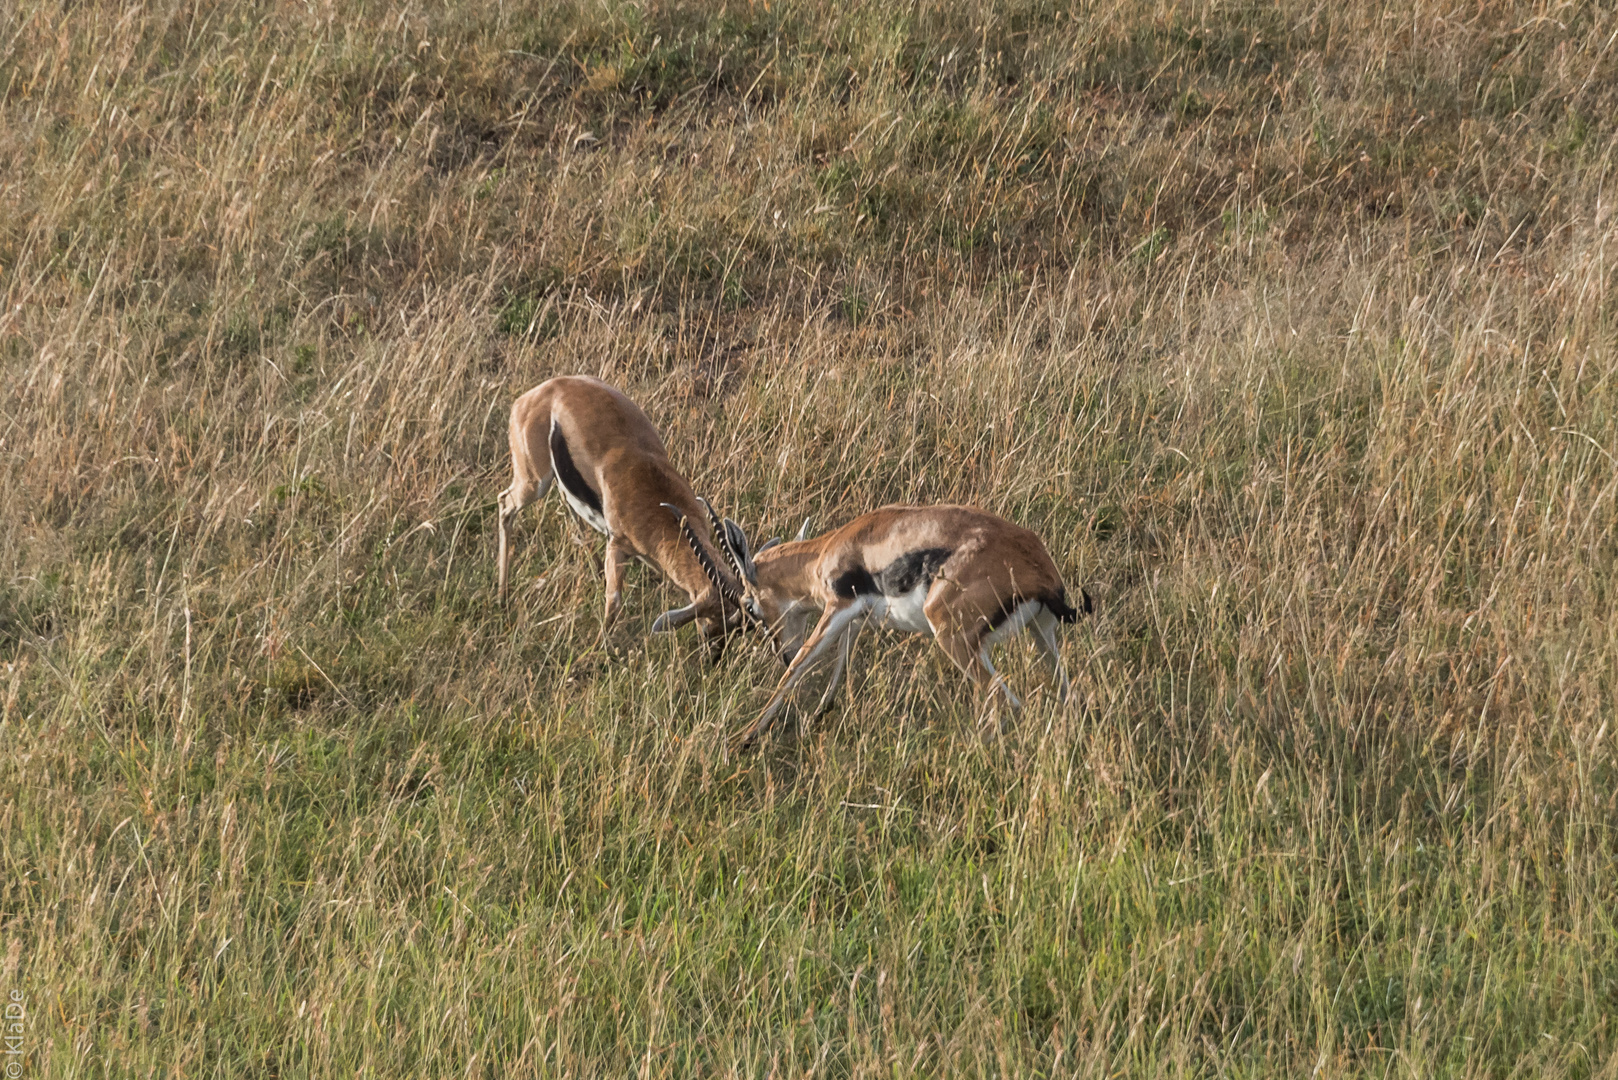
[{"left": 3, "top": 0, "right": 1617, "bottom": 1075}]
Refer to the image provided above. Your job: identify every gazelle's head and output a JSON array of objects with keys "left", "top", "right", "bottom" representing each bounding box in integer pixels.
[
  {"left": 711, "top": 513, "right": 820, "bottom": 665},
  {"left": 666, "top": 502, "right": 814, "bottom": 664}
]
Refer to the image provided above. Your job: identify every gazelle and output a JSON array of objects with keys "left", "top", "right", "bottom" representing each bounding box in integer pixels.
[
  {"left": 497, "top": 375, "right": 744, "bottom": 650},
  {"left": 667, "top": 503, "right": 1091, "bottom": 748}
]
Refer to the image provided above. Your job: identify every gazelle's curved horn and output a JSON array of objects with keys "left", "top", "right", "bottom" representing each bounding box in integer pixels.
[
  {"left": 795, "top": 517, "right": 812, "bottom": 542},
  {"left": 661, "top": 503, "right": 765, "bottom": 631},
  {"left": 697, "top": 497, "right": 749, "bottom": 585},
  {"left": 661, "top": 504, "right": 731, "bottom": 598}
]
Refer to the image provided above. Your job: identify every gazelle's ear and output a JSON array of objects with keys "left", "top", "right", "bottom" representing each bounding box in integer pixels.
[
  {"left": 756, "top": 537, "right": 783, "bottom": 554},
  {"left": 795, "top": 517, "right": 812, "bottom": 542},
  {"left": 722, "top": 518, "right": 756, "bottom": 584}
]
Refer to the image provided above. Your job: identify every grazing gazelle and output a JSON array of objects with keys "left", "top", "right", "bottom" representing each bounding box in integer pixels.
[
  {"left": 666, "top": 503, "right": 1091, "bottom": 748},
  {"left": 497, "top": 375, "right": 744, "bottom": 650}
]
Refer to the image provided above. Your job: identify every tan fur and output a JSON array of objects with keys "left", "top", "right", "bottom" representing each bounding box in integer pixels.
[
  {"left": 496, "top": 376, "right": 741, "bottom": 650},
  {"left": 729, "top": 505, "right": 1083, "bottom": 747}
]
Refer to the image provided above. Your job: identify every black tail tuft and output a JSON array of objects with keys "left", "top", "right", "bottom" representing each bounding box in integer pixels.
[{"left": 1044, "top": 587, "right": 1091, "bottom": 623}]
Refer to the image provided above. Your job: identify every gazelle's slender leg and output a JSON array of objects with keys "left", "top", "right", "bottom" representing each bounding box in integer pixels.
[
  {"left": 1030, "top": 608, "right": 1071, "bottom": 703},
  {"left": 600, "top": 537, "right": 634, "bottom": 640},
  {"left": 696, "top": 603, "right": 730, "bottom": 662},
  {"left": 934, "top": 632, "right": 1022, "bottom": 739},
  {"left": 737, "top": 600, "right": 866, "bottom": 749},
  {"left": 497, "top": 492, "right": 514, "bottom": 602},
  {"left": 811, "top": 617, "right": 862, "bottom": 719},
  {"left": 497, "top": 475, "right": 552, "bottom": 604}
]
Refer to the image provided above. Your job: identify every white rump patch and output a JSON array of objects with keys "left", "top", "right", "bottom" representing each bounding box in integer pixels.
[{"left": 984, "top": 600, "right": 1042, "bottom": 646}]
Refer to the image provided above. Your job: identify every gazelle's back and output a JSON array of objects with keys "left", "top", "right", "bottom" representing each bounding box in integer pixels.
[{"left": 525, "top": 376, "right": 672, "bottom": 465}]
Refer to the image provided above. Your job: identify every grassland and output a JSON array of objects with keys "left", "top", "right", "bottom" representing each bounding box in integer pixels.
[{"left": 3, "top": 0, "right": 1617, "bottom": 1074}]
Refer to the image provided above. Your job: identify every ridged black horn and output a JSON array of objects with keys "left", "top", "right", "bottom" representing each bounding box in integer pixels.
[
  {"left": 661, "top": 503, "right": 731, "bottom": 598},
  {"left": 662, "top": 503, "right": 764, "bottom": 631},
  {"left": 697, "top": 497, "right": 749, "bottom": 586}
]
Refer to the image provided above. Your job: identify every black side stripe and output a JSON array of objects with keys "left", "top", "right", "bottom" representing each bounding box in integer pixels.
[
  {"left": 877, "top": 547, "right": 951, "bottom": 597},
  {"left": 986, "top": 597, "right": 1023, "bottom": 631},
  {"left": 832, "top": 547, "right": 954, "bottom": 601},
  {"left": 1044, "top": 587, "right": 1089, "bottom": 623},
  {"left": 988, "top": 587, "right": 1090, "bottom": 630},
  {"left": 549, "top": 420, "right": 602, "bottom": 516},
  {"left": 830, "top": 566, "right": 878, "bottom": 599}
]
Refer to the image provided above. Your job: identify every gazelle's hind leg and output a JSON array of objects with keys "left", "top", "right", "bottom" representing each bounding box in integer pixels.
[
  {"left": 498, "top": 396, "right": 559, "bottom": 605},
  {"left": 1030, "top": 608, "right": 1072, "bottom": 703},
  {"left": 498, "top": 471, "right": 553, "bottom": 604},
  {"left": 934, "top": 631, "right": 1022, "bottom": 740}
]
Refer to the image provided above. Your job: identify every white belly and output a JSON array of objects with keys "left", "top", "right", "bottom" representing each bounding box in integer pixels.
[
  {"left": 873, "top": 582, "right": 934, "bottom": 634},
  {"left": 559, "top": 484, "right": 610, "bottom": 537}
]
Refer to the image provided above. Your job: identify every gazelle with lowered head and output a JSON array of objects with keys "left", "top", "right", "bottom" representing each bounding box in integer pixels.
[
  {"left": 666, "top": 502, "right": 1091, "bottom": 748},
  {"left": 497, "top": 375, "right": 745, "bottom": 651}
]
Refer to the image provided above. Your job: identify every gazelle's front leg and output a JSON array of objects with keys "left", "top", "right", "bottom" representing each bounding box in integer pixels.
[
  {"left": 599, "top": 537, "right": 634, "bottom": 642},
  {"left": 811, "top": 618, "right": 861, "bottom": 719},
  {"left": 736, "top": 599, "right": 866, "bottom": 750}
]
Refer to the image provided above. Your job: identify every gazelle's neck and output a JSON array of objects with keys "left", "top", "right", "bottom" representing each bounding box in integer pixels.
[{"left": 752, "top": 541, "right": 824, "bottom": 598}]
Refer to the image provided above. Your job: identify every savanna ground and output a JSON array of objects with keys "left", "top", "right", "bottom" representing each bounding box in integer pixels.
[{"left": 3, "top": 0, "right": 1618, "bottom": 1074}]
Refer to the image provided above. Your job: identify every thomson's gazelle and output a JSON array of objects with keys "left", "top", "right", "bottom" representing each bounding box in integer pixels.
[
  {"left": 669, "top": 503, "right": 1091, "bottom": 747},
  {"left": 497, "top": 376, "right": 744, "bottom": 651}
]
